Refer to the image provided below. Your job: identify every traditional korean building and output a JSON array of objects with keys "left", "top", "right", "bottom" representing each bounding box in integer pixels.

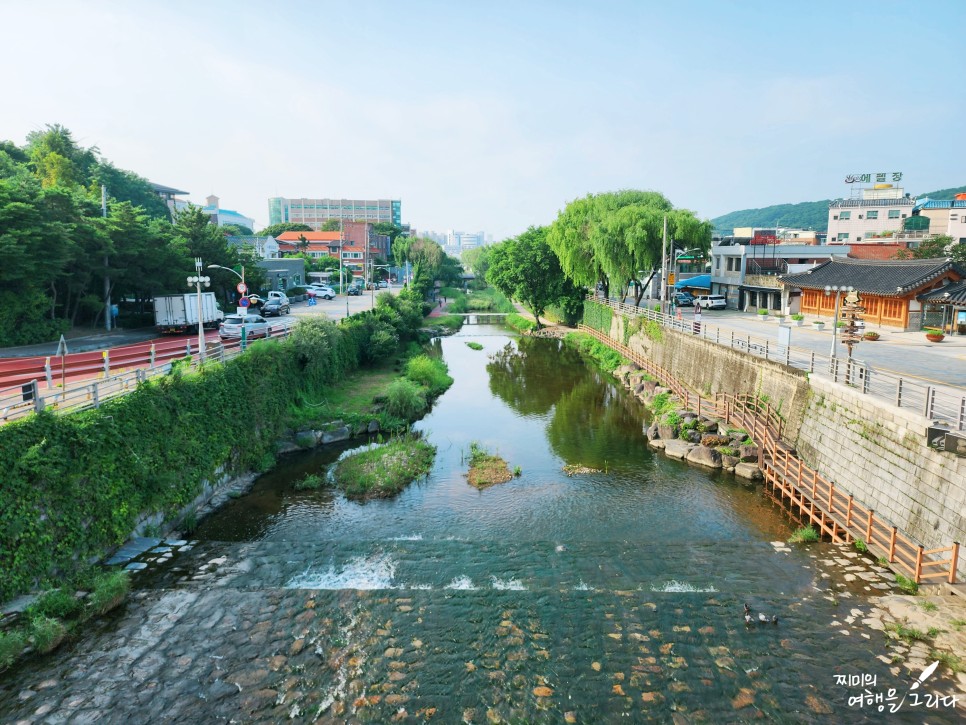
[{"left": 779, "top": 257, "right": 965, "bottom": 330}]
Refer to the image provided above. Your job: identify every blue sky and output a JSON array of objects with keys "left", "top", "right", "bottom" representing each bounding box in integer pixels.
[{"left": 2, "top": 1, "right": 964, "bottom": 239}]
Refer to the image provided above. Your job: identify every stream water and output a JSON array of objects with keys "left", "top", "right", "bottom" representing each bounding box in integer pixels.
[{"left": 1, "top": 325, "right": 958, "bottom": 723}]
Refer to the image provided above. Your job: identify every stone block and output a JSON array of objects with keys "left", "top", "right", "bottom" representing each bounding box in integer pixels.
[
  {"left": 738, "top": 444, "right": 759, "bottom": 462},
  {"left": 721, "top": 454, "right": 740, "bottom": 470},
  {"left": 321, "top": 426, "right": 351, "bottom": 445},
  {"left": 657, "top": 424, "right": 679, "bottom": 440}
]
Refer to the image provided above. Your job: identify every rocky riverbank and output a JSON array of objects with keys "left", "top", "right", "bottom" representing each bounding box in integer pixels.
[{"left": 610, "top": 363, "right": 764, "bottom": 482}]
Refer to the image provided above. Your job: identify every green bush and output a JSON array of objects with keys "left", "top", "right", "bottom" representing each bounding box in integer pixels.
[
  {"left": 466, "top": 342, "right": 484, "bottom": 350},
  {"left": 86, "top": 570, "right": 131, "bottom": 616},
  {"left": 562, "top": 332, "right": 627, "bottom": 372},
  {"left": 27, "top": 589, "right": 83, "bottom": 621},
  {"left": 385, "top": 379, "right": 428, "bottom": 419},
  {"left": 788, "top": 526, "right": 820, "bottom": 544},
  {"left": 895, "top": 574, "right": 919, "bottom": 595},
  {"left": 295, "top": 473, "right": 326, "bottom": 491},
  {"left": 0, "top": 631, "right": 27, "bottom": 672},
  {"left": 506, "top": 313, "right": 535, "bottom": 332},
  {"left": 405, "top": 355, "right": 453, "bottom": 396},
  {"left": 29, "top": 615, "right": 67, "bottom": 654}
]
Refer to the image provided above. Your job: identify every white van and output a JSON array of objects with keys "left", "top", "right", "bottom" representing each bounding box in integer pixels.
[{"left": 695, "top": 294, "right": 727, "bottom": 310}]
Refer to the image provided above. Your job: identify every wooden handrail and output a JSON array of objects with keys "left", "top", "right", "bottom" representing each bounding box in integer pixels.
[{"left": 575, "top": 324, "right": 960, "bottom": 585}]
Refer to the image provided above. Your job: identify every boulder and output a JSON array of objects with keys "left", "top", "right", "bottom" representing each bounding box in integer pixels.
[
  {"left": 738, "top": 444, "right": 759, "bottom": 462},
  {"left": 721, "top": 454, "right": 740, "bottom": 471},
  {"left": 700, "top": 434, "right": 731, "bottom": 448},
  {"left": 321, "top": 426, "right": 351, "bottom": 445},
  {"left": 645, "top": 423, "right": 660, "bottom": 441},
  {"left": 700, "top": 417, "right": 723, "bottom": 433},
  {"left": 684, "top": 429, "right": 703, "bottom": 444},
  {"left": 663, "top": 440, "right": 694, "bottom": 460},
  {"left": 734, "top": 462, "right": 763, "bottom": 481},
  {"left": 657, "top": 424, "right": 679, "bottom": 441},
  {"left": 648, "top": 438, "right": 666, "bottom": 450},
  {"left": 367, "top": 419, "right": 381, "bottom": 433},
  {"left": 634, "top": 383, "right": 646, "bottom": 396},
  {"left": 295, "top": 430, "right": 318, "bottom": 449},
  {"left": 686, "top": 445, "right": 722, "bottom": 469},
  {"left": 642, "top": 380, "right": 658, "bottom": 395}
]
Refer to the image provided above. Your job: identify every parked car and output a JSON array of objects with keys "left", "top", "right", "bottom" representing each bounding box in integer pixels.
[
  {"left": 695, "top": 294, "right": 727, "bottom": 310},
  {"left": 219, "top": 314, "right": 272, "bottom": 339},
  {"left": 346, "top": 285, "right": 363, "bottom": 296},
  {"left": 260, "top": 298, "right": 290, "bottom": 316},
  {"left": 376, "top": 280, "right": 389, "bottom": 289},
  {"left": 674, "top": 292, "right": 694, "bottom": 307},
  {"left": 267, "top": 291, "right": 290, "bottom": 306},
  {"left": 307, "top": 285, "right": 335, "bottom": 300}
]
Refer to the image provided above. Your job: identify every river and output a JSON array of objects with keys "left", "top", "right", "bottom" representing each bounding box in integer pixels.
[{"left": 0, "top": 325, "right": 956, "bottom": 723}]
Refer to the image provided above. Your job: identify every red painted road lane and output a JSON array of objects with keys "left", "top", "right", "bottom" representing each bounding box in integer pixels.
[{"left": 0, "top": 330, "right": 244, "bottom": 390}]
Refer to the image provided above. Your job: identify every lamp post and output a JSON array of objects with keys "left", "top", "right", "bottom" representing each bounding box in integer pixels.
[
  {"left": 824, "top": 284, "right": 854, "bottom": 358},
  {"left": 187, "top": 257, "right": 211, "bottom": 362},
  {"left": 207, "top": 264, "right": 247, "bottom": 314}
]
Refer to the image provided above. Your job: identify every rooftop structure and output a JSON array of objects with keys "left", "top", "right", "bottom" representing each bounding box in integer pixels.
[{"left": 268, "top": 197, "right": 401, "bottom": 228}]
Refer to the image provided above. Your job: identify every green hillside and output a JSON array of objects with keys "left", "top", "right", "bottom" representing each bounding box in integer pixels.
[
  {"left": 711, "top": 200, "right": 829, "bottom": 234},
  {"left": 711, "top": 184, "right": 966, "bottom": 235}
]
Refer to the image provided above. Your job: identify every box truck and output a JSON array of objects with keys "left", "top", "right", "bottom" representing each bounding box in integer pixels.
[{"left": 153, "top": 293, "right": 224, "bottom": 334}]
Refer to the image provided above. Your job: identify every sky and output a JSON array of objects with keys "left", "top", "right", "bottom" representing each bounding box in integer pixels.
[{"left": 2, "top": 0, "right": 964, "bottom": 240}]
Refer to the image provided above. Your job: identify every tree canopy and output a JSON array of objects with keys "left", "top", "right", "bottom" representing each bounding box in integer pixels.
[
  {"left": 487, "top": 226, "right": 570, "bottom": 328},
  {"left": 255, "top": 222, "right": 313, "bottom": 237},
  {"left": 547, "top": 190, "right": 712, "bottom": 305}
]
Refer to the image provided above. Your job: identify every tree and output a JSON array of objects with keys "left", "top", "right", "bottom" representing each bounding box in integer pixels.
[
  {"left": 547, "top": 190, "right": 712, "bottom": 306},
  {"left": 255, "top": 222, "right": 313, "bottom": 237},
  {"left": 898, "top": 235, "right": 966, "bottom": 264},
  {"left": 461, "top": 246, "right": 491, "bottom": 283},
  {"left": 320, "top": 219, "right": 342, "bottom": 231},
  {"left": 219, "top": 223, "right": 254, "bottom": 236},
  {"left": 487, "top": 226, "right": 565, "bottom": 328}
]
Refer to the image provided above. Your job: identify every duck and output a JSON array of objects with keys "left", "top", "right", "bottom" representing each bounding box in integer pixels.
[
  {"left": 744, "top": 612, "right": 753, "bottom": 626},
  {"left": 758, "top": 612, "right": 767, "bottom": 624},
  {"left": 771, "top": 615, "right": 779, "bottom": 625}
]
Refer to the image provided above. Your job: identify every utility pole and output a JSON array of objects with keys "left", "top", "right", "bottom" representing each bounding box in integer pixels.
[
  {"left": 103, "top": 185, "right": 111, "bottom": 332},
  {"left": 659, "top": 215, "right": 668, "bottom": 315}
]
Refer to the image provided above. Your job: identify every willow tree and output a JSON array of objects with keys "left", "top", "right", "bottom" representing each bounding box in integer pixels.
[
  {"left": 548, "top": 190, "right": 712, "bottom": 306},
  {"left": 487, "top": 226, "right": 563, "bottom": 329}
]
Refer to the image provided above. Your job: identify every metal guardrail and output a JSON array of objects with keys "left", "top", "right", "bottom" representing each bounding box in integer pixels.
[
  {"left": 592, "top": 297, "right": 966, "bottom": 431},
  {"left": 0, "top": 330, "right": 291, "bottom": 424},
  {"left": 576, "top": 324, "right": 960, "bottom": 584}
]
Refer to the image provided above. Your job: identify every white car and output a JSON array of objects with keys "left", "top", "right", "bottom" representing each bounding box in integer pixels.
[
  {"left": 218, "top": 314, "right": 272, "bottom": 339},
  {"left": 695, "top": 294, "right": 727, "bottom": 310},
  {"left": 307, "top": 285, "right": 335, "bottom": 300}
]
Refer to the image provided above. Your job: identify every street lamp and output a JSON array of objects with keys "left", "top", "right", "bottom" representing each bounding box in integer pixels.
[
  {"left": 207, "top": 264, "right": 247, "bottom": 314},
  {"left": 187, "top": 257, "right": 210, "bottom": 362},
  {"left": 824, "top": 284, "right": 854, "bottom": 358}
]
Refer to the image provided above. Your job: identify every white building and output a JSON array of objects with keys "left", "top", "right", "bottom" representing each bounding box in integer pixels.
[
  {"left": 827, "top": 185, "right": 915, "bottom": 243},
  {"left": 203, "top": 195, "right": 256, "bottom": 231}
]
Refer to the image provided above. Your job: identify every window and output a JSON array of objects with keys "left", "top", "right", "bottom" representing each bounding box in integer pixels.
[
  {"left": 839, "top": 211, "right": 851, "bottom": 220},
  {"left": 888, "top": 209, "right": 900, "bottom": 219},
  {"left": 866, "top": 210, "right": 878, "bottom": 220},
  {"left": 837, "top": 233, "right": 849, "bottom": 241}
]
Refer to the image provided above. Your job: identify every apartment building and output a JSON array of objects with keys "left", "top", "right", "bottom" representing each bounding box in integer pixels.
[
  {"left": 827, "top": 185, "right": 915, "bottom": 243},
  {"left": 275, "top": 222, "right": 390, "bottom": 277},
  {"left": 268, "top": 197, "right": 401, "bottom": 228}
]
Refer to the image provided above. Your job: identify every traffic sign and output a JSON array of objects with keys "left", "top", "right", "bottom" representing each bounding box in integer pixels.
[
  {"left": 239, "top": 297, "right": 250, "bottom": 308},
  {"left": 237, "top": 283, "right": 247, "bottom": 294},
  {"left": 56, "top": 334, "right": 69, "bottom": 357}
]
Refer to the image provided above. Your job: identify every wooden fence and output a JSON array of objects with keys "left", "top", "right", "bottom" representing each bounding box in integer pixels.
[{"left": 576, "top": 324, "right": 960, "bottom": 584}]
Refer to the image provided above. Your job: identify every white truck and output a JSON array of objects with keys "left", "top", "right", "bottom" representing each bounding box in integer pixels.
[{"left": 153, "top": 293, "right": 225, "bottom": 334}]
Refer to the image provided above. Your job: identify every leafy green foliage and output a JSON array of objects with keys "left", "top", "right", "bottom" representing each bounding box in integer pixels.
[
  {"left": 487, "top": 226, "right": 570, "bottom": 327},
  {"left": 562, "top": 332, "right": 627, "bottom": 372},
  {"left": 28, "top": 615, "right": 67, "bottom": 654},
  {"left": 26, "top": 589, "right": 83, "bottom": 621},
  {"left": 505, "top": 313, "right": 535, "bottom": 332},
  {"left": 405, "top": 355, "right": 453, "bottom": 396},
  {"left": 295, "top": 473, "right": 327, "bottom": 491},
  {"left": 384, "top": 379, "right": 428, "bottom": 420},
  {"left": 255, "top": 222, "right": 313, "bottom": 237},
  {"left": 895, "top": 574, "right": 919, "bottom": 595},
  {"left": 582, "top": 300, "right": 613, "bottom": 334},
  {"left": 466, "top": 342, "right": 484, "bottom": 350},
  {"left": 0, "top": 631, "right": 27, "bottom": 672},
  {"left": 334, "top": 435, "right": 436, "bottom": 499},
  {"left": 86, "top": 570, "right": 131, "bottom": 616}
]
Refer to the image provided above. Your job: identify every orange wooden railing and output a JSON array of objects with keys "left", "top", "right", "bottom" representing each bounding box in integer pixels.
[{"left": 575, "top": 324, "right": 960, "bottom": 584}]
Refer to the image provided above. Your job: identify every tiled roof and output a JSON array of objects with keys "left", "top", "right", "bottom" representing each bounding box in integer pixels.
[
  {"left": 918, "top": 280, "right": 966, "bottom": 304},
  {"left": 780, "top": 258, "right": 964, "bottom": 296},
  {"left": 913, "top": 198, "right": 966, "bottom": 211}
]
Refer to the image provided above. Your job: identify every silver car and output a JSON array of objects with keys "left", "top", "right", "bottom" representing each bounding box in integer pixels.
[{"left": 219, "top": 314, "right": 272, "bottom": 339}]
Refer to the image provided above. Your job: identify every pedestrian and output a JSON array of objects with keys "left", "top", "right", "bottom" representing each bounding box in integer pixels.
[
  {"left": 111, "top": 303, "right": 119, "bottom": 328},
  {"left": 438, "top": 299, "right": 443, "bottom": 309}
]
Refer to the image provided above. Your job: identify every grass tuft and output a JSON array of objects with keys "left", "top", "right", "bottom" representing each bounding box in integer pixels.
[
  {"left": 466, "top": 442, "right": 513, "bottom": 489},
  {"left": 465, "top": 341, "right": 484, "bottom": 351},
  {"left": 788, "top": 526, "right": 820, "bottom": 544},
  {"left": 334, "top": 434, "right": 436, "bottom": 499},
  {"left": 86, "top": 570, "right": 131, "bottom": 617},
  {"left": 295, "top": 473, "right": 327, "bottom": 491},
  {"left": 0, "top": 631, "right": 27, "bottom": 672},
  {"left": 29, "top": 615, "right": 68, "bottom": 654},
  {"left": 895, "top": 573, "right": 919, "bottom": 595}
]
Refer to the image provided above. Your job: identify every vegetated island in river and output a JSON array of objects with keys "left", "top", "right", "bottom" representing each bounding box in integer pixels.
[
  {"left": 466, "top": 442, "right": 515, "bottom": 489},
  {"left": 333, "top": 435, "right": 437, "bottom": 500}
]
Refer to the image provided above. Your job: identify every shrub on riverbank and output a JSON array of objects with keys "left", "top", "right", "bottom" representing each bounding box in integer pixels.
[
  {"left": 334, "top": 435, "right": 436, "bottom": 499},
  {"left": 506, "top": 313, "right": 535, "bottom": 332},
  {"left": 582, "top": 299, "right": 613, "bottom": 334},
  {"left": 385, "top": 379, "right": 429, "bottom": 420},
  {"left": 405, "top": 354, "right": 453, "bottom": 396},
  {"left": 562, "top": 332, "right": 628, "bottom": 372}
]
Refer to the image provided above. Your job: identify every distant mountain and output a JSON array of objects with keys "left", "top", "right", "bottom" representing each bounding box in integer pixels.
[
  {"left": 711, "top": 200, "right": 830, "bottom": 234},
  {"left": 711, "top": 184, "right": 966, "bottom": 235},
  {"left": 918, "top": 185, "right": 966, "bottom": 200}
]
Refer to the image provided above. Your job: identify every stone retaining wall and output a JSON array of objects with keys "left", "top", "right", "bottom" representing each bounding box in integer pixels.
[{"left": 797, "top": 376, "right": 966, "bottom": 579}]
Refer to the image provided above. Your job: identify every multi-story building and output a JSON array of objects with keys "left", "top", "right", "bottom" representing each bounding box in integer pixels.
[
  {"left": 275, "top": 222, "right": 390, "bottom": 279},
  {"left": 826, "top": 185, "right": 915, "bottom": 243},
  {"left": 226, "top": 236, "right": 281, "bottom": 260},
  {"left": 909, "top": 197, "right": 966, "bottom": 244},
  {"left": 203, "top": 195, "right": 256, "bottom": 231},
  {"left": 710, "top": 233, "right": 851, "bottom": 312},
  {"left": 268, "top": 197, "right": 401, "bottom": 228}
]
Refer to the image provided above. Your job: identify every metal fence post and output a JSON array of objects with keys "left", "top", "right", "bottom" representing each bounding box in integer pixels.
[
  {"left": 103, "top": 350, "right": 110, "bottom": 379},
  {"left": 44, "top": 357, "right": 53, "bottom": 389},
  {"left": 31, "top": 381, "right": 44, "bottom": 413},
  {"left": 150, "top": 343, "right": 156, "bottom": 369},
  {"left": 923, "top": 387, "right": 933, "bottom": 418},
  {"left": 896, "top": 379, "right": 903, "bottom": 408},
  {"left": 92, "top": 382, "right": 99, "bottom": 408}
]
